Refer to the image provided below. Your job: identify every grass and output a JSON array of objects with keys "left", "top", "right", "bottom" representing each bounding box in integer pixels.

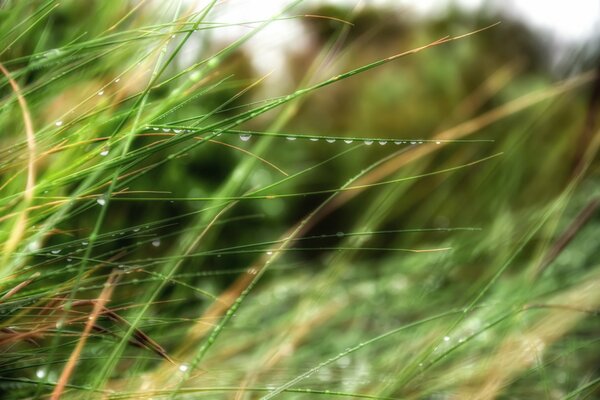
[{"left": 1, "top": 1, "right": 599, "bottom": 399}]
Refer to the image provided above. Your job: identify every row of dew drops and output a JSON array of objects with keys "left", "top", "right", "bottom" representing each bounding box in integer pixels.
[
  {"left": 53, "top": 78, "right": 120, "bottom": 128},
  {"left": 83, "top": 126, "right": 442, "bottom": 158},
  {"left": 51, "top": 82, "right": 443, "bottom": 155},
  {"left": 145, "top": 126, "right": 442, "bottom": 145},
  {"left": 47, "top": 69, "right": 451, "bottom": 159}
]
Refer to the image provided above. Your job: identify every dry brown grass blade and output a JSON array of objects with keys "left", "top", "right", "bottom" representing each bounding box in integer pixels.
[
  {"left": 0, "top": 272, "right": 40, "bottom": 301},
  {"left": 50, "top": 271, "right": 120, "bottom": 400},
  {"left": 0, "top": 327, "right": 41, "bottom": 347},
  {"left": 53, "top": 299, "right": 174, "bottom": 363},
  {"left": 102, "top": 306, "right": 175, "bottom": 364},
  {"left": 0, "top": 62, "right": 36, "bottom": 273},
  {"left": 533, "top": 198, "right": 600, "bottom": 277}
]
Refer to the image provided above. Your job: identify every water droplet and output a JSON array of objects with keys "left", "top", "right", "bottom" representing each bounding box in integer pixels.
[
  {"left": 190, "top": 70, "right": 202, "bottom": 81},
  {"left": 36, "top": 369, "right": 46, "bottom": 379},
  {"left": 410, "top": 141, "right": 416, "bottom": 145},
  {"left": 178, "top": 364, "right": 189, "bottom": 372},
  {"left": 114, "top": 78, "right": 120, "bottom": 83},
  {"left": 67, "top": 258, "right": 72, "bottom": 262},
  {"left": 99, "top": 148, "right": 109, "bottom": 156},
  {"left": 266, "top": 251, "right": 273, "bottom": 255},
  {"left": 45, "top": 49, "right": 62, "bottom": 59},
  {"left": 443, "top": 336, "right": 450, "bottom": 342},
  {"left": 336, "top": 231, "right": 344, "bottom": 237},
  {"left": 152, "top": 239, "right": 161, "bottom": 247},
  {"left": 364, "top": 140, "right": 373, "bottom": 145},
  {"left": 239, "top": 134, "right": 251, "bottom": 142},
  {"left": 286, "top": 136, "right": 296, "bottom": 141},
  {"left": 173, "top": 129, "right": 182, "bottom": 133},
  {"left": 337, "top": 356, "right": 351, "bottom": 368},
  {"left": 97, "top": 90, "right": 104, "bottom": 96},
  {"left": 50, "top": 249, "right": 61, "bottom": 255},
  {"left": 247, "top": 267, "right": 258, "bottom": 275},
  {"left": 436, "top": 141, "right": 441, "bottom": 144},
  {"left": 55, "top": 120, "right": 63, "bottom": 127},
  {"left": 207, "top": 57, "right": 219, "bottom": 68},
  {"left": 309, "top": 138, "right": 319, "bottom": 142},
  {"left": 378, "top": 141, "right": 387, "bottom": 145},
  {"left": 162, "top": 128, "right": 171, "bottom": 133},
  {"left": 393, "top": 140, "right": 403, "bottom": 145},
  {"left": 152, "top": 127, "right": 159, "bottom": 131},
  {"left": 326, "top": 139, "right": 336, "bottom": 143},
  {"left": 27, "top": 240, "right": 41, "bottom": 252},
  {"left": 82, "top": 241, "right": 88, "bottom": 246},
  {"left": 344, "top": 139, "right": 353, "bottom": 144},
  {"left": 96, "top": 197, "right": 106, "bottom": 206},
  {"left": 133, "top": 228, "right": 140, "bottom": 232}
]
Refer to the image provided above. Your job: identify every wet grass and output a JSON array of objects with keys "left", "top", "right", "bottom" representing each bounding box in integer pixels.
[{"left": 0, "top": 1, "right": 599, "bottom": 399}]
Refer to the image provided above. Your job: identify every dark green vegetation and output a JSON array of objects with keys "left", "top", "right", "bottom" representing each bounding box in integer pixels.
[{"left": 1, "top": 1, "right": 599, "bottom": 399}]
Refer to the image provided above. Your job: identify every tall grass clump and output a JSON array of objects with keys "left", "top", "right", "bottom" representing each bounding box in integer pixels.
[{"left": 1, "top": 1, "right": 599, "bottom": 399}]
